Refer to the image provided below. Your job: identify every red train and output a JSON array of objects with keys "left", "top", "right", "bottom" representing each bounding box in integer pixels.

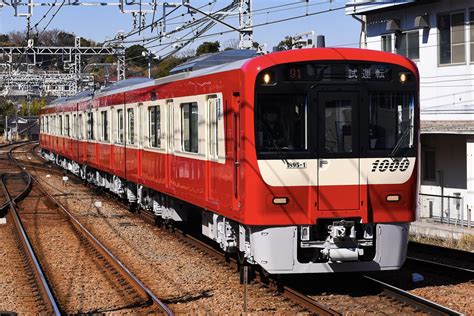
[{"left": 40, "top": 48, "right": 419, "bottom": 274}]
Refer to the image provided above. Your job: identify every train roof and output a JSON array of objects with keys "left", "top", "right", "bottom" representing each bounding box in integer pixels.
[
  {"left": 44, "top": 48, "right": 417, "bottom": 108},
  {"left": 170, "top": 49, "right": 258, "bottom": 74},
  {"left": 98, "top": 77, "right": 153, "bottom": 93},
  {"left": 48, "top": 90, "right": 94, "bottom": 107}
]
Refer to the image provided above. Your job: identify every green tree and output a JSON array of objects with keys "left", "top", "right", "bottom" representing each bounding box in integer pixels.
[
  {"left": 0, "top": 34, "right": 9, "bottom": 43},
  {"left": 125, "top": 44, "right": 156, "bottom": 68},
  {"left": 19, "top": 98, "right": 46, "bottom": 116},
  {"left": 0, "top": 97, "right": 17, "bottom": 117},
  {"left": 196, "top": 41, "right": 220, "bottom": 56},
  {"left": 152, "top": 56, "right": 185, "bottom": 78},
  {"left": 277, "top": 36, "right": 293, "bottom": 51}
]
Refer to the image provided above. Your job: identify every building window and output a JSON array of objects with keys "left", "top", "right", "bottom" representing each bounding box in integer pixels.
[
  {"left": 423, "top": 150, "right": 436, "bottom": 181},
  {"left": 101, "top": 110, "right": 109, "bottom": 142},
  {"left": 148, "top": 106, "right": 161, "bottom": 148},
  {"left": 181, "top": 102, "right": 198, "bottom": 153},
  {"left": 208, "top": 96, "right": 220, "bottom": 158},
  {"left": 396, "top": 31, "right": 419, "bottom": 60},
  {"left": 87, "top": 112, "right": 94, "bottom": 140},
  {"left": 381, "top": 35, "right": 392, "bottom": 52},
  {"left": 438, "top": 12, "right": 465, "bottom": 64},
  {"left": 127, "top": 108, "right": 135, "bottom": 145}
]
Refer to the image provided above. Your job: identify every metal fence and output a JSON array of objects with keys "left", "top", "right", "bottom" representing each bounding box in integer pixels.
[{"left": 419, "top": 193, "right": 472, "bottom": 228}]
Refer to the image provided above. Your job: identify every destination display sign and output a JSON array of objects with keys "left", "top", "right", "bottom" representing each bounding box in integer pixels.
[{"left": 282, "top": 63, "right": 392, "bottom": 82}]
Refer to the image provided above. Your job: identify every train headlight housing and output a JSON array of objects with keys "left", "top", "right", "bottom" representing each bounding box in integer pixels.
[
  {"left": 260, "top": 71, "right": 276, "bottom": 85},
  {"left": 399, "top": 72, "right": 408, "bottom": 84},
  {"left": 300, "top": 226, "right": 310, "bottom": 241}
]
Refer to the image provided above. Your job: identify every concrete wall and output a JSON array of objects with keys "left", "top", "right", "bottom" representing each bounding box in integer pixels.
[
  {"left": 467, "top": 138, "right": 474, "bottom": 223},
  {"left": 420, "top": 134, "right": 473, "bottom": 223}
]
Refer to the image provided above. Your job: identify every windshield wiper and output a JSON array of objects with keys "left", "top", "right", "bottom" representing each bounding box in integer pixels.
[
  {"left": 390, "top": 125, "right": 412, "bottom": 158},
  {"left": 260, "top": 123, "right": 289, "bottom": 164}
]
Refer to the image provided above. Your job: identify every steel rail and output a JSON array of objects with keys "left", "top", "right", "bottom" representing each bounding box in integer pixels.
[
  {"left": 406, "top": 256, "right": 474, "bottom": 275},
  {"left": 363, "top": 275, "right": 462, "bottom": 316},
  {"left": 9, "top": 142, "right": 174, "bottom": 315},
  {"left": 173, "top": 230, "right": 340, "bottom": 316},
  {"left": 408, "top": 241, "right": 474, "bottom": 269},
  {"left": 31, "top": 143, "right": 337, "bottom": 315},
  {"left": 1, "top": 174, "right": 61, "bottom": 315}
]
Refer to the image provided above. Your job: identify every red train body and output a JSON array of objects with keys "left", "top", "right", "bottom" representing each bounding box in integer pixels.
[{"left": 40, "top": 48, "right": 419, "bottom": 274}]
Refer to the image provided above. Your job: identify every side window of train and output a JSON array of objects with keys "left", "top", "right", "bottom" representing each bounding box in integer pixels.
[
  {"left": 101, "top": 110, "right": 109, "bottom": 142},
  {"left": 166, "top": 100, "right": 174, "bottom": 152},
  {"left": 148, "top": 105, "right": 161, "bottom": 148},
  {"left": 127, "top": 108, "right": 135, "bottom": 145},
  {"left": 117, "top": 109, "right": 124, "bottom": 144},
  {"left": 181, "top": 102, "right": 199, "bottom": 153},
  {"left": 87, "top": 112, "right": 94, "bottom": 140},
  {"left": 65, "top": 114, "right": 70, "bottom": 137},
  {"left": 59, "top": 115, "right": 63, "bottom": 136},
  {"left": 207, "top": 95, "right": 220, "bottom": 159},
  {"left": 72, "top": 114, "right": 76, "bottom": 138},
  {"left": 76, "top": 113, "right": 82, "bottom": 139}
]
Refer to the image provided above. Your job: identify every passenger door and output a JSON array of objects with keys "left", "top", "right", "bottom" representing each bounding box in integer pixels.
[{"left": 317, "top": 91, "right": 360, "bottom": 211}]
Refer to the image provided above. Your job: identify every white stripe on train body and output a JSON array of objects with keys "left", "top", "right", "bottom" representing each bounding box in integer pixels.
[{"left": 257, "top": 157, "right": 415, "bottom": 187}]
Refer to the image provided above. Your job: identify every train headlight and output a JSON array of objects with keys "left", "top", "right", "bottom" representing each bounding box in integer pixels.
[
  {"left": 260, "top": 71, "right": 276, "bottom": 85},
  {"left": 399, "top": 73, "right": 408, "bottom": 84},
  {"left": 300, "top": 226, "right": 310, "bottom": 241}
]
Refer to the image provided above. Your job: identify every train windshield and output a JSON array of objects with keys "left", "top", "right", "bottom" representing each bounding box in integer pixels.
[
  {"left": 254, "top": 62, "right": 418, "bottom": 159},
  {"left": 256, "top": 94, "right": 308, "bottom": 153},
  {"left": 369, "top": 92, "right": 415, "bottom": 151}
]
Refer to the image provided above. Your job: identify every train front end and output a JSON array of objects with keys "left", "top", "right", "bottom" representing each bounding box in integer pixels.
[{"left": 240, "top": 49, "right": 419, "bottom": 273}]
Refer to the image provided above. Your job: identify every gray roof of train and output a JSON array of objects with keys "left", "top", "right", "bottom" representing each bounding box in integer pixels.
[{"left": 48, "top": 49, "right": 257, "bottom": 106}]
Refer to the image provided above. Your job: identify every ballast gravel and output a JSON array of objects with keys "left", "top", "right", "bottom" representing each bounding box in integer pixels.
[{"left": 24, "top": 152, "right": 307, "bottom": 314}]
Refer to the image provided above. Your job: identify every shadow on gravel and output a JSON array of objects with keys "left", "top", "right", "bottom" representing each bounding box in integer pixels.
[
  {"left": 283, "top": 273, "right": 383, "bottom": 297},
  {"left": 163, "top": 290, "right": 213, "bottom": 304},
  {"left": 367, "top": 260, "right": 473, "bottom": 291}
]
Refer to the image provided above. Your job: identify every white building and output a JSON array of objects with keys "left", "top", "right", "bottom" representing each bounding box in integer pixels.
[{"left": 346, "top": 0, "right": 474, "bottom": 227}]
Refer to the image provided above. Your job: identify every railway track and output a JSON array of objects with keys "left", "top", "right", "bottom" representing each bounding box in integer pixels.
[
  {"left": 17, "top": 142, "right": 466, "bottom": 314},
  {"left": 1, "top": 173, "right": 60, "bottom": 314},
  {"left": 362, "top": 276, "right": 462, "bottom": 315},
  {"left": 2, "top": 142, "right": 173, "bottom": 315},
  {"left": 175, "top": 227, "right": 463, "bottom": 315},
  {"left": 408, "top": 241, "right": 474, "bottom": 271}
]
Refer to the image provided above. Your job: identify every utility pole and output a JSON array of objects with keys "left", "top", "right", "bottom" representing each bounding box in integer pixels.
[
  {"left": 5, "top": 115, "right": 8, "bottom": 142},
  {"left": 15, "top": 107, "right": 19, "bottom": 141},
  {"left": 239, "top": 0, "right": 253, "bottom": 49},
  {"left": 27, "top": 94, "right": 31, "bottom": 116},
  {"left": 142, "top": 50, "right": 152, "bottom": 79}
]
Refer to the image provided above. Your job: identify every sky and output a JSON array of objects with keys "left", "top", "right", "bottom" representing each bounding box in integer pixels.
[{"left": 0, "top": 0, "right": 361, "bottom": 53}]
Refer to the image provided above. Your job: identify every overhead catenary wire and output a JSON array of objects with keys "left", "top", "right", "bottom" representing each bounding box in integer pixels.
[{"left": 38, "top": 0, "right": 66, "bottom": 36}]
